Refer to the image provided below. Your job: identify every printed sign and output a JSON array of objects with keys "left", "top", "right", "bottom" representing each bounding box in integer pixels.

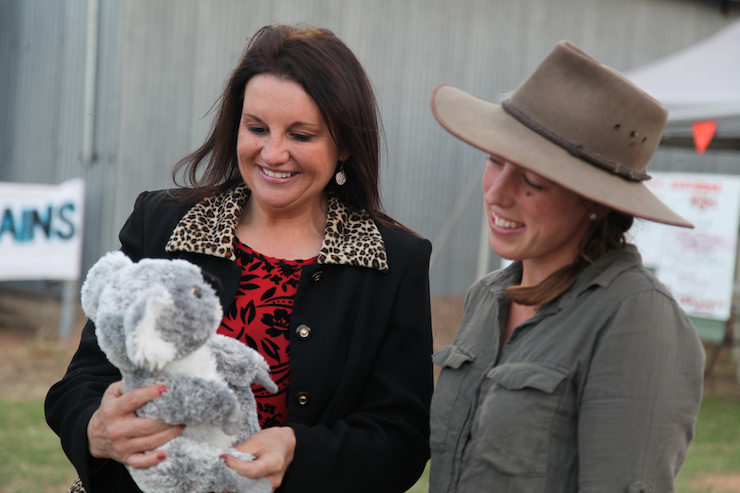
[
  {"left": 0, "top": 178, "right": 85, "bottom": 281},
  {"left": 629, "top": 172, "right": 740, "bottom": 321}
]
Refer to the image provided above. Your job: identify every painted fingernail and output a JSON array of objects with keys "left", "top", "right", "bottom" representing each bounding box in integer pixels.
[
  {"left": 158, "top": 385, "right": 168, "bottom": 395},
  {"left": 157, "top": 451, "right": 166, "bottom": 461},
  {"left": 219, "top": 454, "right": 227, "bottom": 463}
]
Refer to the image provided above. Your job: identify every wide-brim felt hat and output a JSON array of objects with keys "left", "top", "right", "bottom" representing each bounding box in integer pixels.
[{"left": 430, "top": 40, "right": 692, "bottom": 228}]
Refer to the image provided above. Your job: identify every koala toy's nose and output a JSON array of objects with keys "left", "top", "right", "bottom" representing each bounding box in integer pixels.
[{"left": 191, "top": 287, "right": 202, "bottom": 299}]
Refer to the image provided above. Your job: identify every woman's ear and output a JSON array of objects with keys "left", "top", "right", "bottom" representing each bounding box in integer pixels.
[{"left": 586, "top": 203, "right": 611, "bottom": 221}]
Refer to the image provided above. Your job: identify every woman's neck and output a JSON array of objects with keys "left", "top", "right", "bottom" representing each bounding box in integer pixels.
[
  {"left": 236, "top": 197, "right": 327, "bottom": 260},
  {"left": 502, "top": 300, "right": 538, "bottom": 347},
  {"left": 520, "top": 250, "right": 578, "bottom": 287}
]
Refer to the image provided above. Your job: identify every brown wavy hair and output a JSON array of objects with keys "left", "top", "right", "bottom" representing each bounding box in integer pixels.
[
  {"left": 505, "top": 210, "right": 634, "bottom": 306},
  {"left": 173, "top": 24, "right": 391, "bottom": 224}
]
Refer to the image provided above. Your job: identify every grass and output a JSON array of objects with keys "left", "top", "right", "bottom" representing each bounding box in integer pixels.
[
  {"left": 1, "top": 397, "right": 738, "bottom": 493},
  {"left": 675, "top": 396, "right": 740, "bottom": 492},
  {"left": 0, "top": 400, "right": 77, "bottom": 493}
]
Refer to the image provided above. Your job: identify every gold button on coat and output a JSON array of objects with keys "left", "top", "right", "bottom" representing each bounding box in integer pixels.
[
  {"left": 296, "top": 391, "right": 311, "bottom": 406},
  {"left": 296, "top": 324, "right": 312, "bottom": 339}
]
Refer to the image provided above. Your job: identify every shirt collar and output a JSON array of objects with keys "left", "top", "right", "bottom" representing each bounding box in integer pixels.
[
  {"left": 165, "top": 185, "right": 389, "bottom": 273},
  {"left": 552, "top": 245, "right": 643, "bottom": 309},
  {"left": 479, "top": 246, "right": 642, "bottom": 312},
  {"left": 481, "top": 261, "right": 523, "bottom": 299}
]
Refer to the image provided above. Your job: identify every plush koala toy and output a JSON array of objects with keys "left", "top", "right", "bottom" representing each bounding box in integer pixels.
[{"left": 81, "top": 251, "right": 277, "bottom": 493}]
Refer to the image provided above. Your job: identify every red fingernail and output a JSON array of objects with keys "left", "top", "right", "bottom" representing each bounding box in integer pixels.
[
  {"left": 219, "top": 454, "right": 227, "bottom": 463},
  {"left": 157, "top": 451, "right": 166, "bottom": 461},
  {"left": 158, "top": 385, "right": 168, "bottom": 395}
]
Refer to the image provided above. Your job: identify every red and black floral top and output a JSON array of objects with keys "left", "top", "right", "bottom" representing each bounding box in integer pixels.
[{"left": 218, "top": 237, "right": 316, "bottom": 428}]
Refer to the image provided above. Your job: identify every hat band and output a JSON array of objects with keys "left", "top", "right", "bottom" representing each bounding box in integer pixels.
[{"left": 501, "top": 100, "right": 651, "bottom": 182}]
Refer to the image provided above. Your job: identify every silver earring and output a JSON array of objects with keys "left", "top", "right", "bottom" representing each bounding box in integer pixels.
[
  {"left": 589, "top": 212, "right": 598, "bottom": 221},
  {"left": 335, "top": 161, "right": 347, "bottom": 186}
]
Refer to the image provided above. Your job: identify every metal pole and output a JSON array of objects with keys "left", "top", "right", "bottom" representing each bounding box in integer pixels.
[
  {"left": 59, "top": 280, "right": 77, "bottom": 339},
  {"left": 82, "top": 0, "right": 99, "bottom": 164}
]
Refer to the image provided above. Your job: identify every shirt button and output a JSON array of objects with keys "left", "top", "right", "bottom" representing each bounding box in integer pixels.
[
  {"left": 311, "top": 271, "right": 323, "bottom": 282},
  {"left": 296, "top": 324, "right": 312, "bottom": 339},
  {"left": 296, "top": 391, "right": 311, "bottom": 406}
]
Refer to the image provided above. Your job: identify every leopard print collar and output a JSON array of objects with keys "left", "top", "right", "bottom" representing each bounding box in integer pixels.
[{"left": 165, "top": 185, "right": 389, "bottom": 273}]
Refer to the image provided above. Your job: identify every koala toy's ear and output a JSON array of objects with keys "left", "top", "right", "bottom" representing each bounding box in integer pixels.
[
  {"left": 81, "top": 251, "right": 132, "bottom": 320},
  {"left": 124, "top": 286, "right": 178, "bottom": 371}
]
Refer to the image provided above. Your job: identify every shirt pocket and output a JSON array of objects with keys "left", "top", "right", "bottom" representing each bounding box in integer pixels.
[
  {"left": 471, "top": 362, "right": 568, "bottom": 476},
  {"left": 430, "top": 345, "right": 476, "bottom": 451}
]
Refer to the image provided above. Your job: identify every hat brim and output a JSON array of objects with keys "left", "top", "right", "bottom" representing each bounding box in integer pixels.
[{"left": 431, "top": 84, "right": 693, "bottom": 228}]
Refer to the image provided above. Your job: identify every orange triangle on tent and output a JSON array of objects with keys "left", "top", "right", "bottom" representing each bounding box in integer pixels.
[{"left": 691, "top": 120, "right": 717, "bottom": 154}]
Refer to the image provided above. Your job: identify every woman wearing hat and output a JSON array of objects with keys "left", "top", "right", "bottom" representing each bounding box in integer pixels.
[{"left": 428, "top": 41, "right": 704, "bottom": 492}]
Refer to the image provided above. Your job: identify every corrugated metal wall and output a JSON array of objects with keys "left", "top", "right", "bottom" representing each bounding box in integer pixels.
[{"left": 2, "top": 0, "right": 738, "bottom": 295}]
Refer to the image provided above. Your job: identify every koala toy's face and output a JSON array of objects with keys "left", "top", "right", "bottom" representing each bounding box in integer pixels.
[
  {"left": 121, "top": 259, "right": 223, "bottom": 371},
  {"left": 84, "top": 253, "right": 223, "bottom": 372}
]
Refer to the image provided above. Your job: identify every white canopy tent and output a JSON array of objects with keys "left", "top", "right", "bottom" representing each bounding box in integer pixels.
[{"left": 625, "top": 20, "right": 740, "bottom": 144}]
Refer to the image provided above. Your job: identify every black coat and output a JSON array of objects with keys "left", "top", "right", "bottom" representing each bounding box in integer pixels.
[{"left": 45, "top": 189, "right": 434, "bottom": 493}]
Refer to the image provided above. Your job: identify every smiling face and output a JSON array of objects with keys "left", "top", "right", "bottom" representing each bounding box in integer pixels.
[
  {"left": 236, "top": 74, "right": 346, "bottom": 220},
  {"left": 483, "top": 155, "right": 593, "bottom": 283}
]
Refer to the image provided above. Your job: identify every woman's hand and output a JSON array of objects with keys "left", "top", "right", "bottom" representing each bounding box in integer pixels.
[
  {"left": 222, "top": 426, "right": 296, "bottom": 490},
  {"left": 87, "top": 381, "right": 185, "bottom": 469}
]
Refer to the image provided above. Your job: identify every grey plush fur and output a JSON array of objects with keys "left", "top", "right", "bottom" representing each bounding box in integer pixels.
[{"left": 81, "top": 251, "right": 277, "bottom": 493}]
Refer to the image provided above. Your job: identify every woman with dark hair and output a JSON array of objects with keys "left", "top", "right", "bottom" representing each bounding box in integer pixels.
[
  {"left": 428, "top": 41, "right": 704, "bottom": 492},
  {"left": 46, "top": 25, "right": 433, "bottom": 493}
]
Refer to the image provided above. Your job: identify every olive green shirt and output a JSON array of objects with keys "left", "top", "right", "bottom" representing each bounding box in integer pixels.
[{"left": 430, "top": 246, "right": 704, "bottom": 493}]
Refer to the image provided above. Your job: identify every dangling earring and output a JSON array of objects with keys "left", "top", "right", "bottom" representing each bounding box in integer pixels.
[
  {"left": 335, "top": 161, "right": 347, "bottom": 186},
  {"left": 589, "top": 212, "right": 598, "bottom": 221}
]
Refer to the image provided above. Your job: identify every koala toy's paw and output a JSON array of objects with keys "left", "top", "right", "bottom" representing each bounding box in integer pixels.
[
  {"left": 225, "top": 448, "right": 256, "bottom": 462},
  {"left": 225, "top": 449, "right": 273, "bottom": 493}
]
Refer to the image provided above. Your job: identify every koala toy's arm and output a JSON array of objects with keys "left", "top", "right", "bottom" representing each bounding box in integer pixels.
[
  {"left": 137, "top": 376, "right": 243, "bottom": 434},
  {"left": 209, "top": 335, "right": 278, "bottom": 393}
]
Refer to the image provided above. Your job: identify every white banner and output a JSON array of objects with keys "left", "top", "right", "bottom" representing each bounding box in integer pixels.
[
  {"left": 0, "top": 179, "right": 85, "bottom": 281},
  {"left": 630, "top": 172, "right": 740, "bottom": 321}
]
